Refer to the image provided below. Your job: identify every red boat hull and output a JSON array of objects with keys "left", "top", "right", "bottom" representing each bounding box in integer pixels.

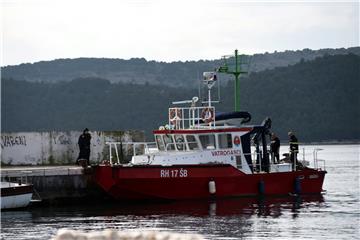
[{"left": 94, "top": 164, "right": 326, "bottom": 200}]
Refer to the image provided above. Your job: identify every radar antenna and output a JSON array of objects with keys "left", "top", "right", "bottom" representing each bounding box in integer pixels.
[{"left": 202, "top": 72, "right": 217, "bottom": 108}]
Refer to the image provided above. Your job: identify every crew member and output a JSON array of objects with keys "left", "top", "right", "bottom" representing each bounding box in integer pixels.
[
  {"left": 288, "top": 131, "right": 299, "bottom": 170},
  {"left": 270, "top": 133, "right": 280, "bottom": 163},
  {"left": 77, "top": 128, "right": 91, "bottom": 166}
]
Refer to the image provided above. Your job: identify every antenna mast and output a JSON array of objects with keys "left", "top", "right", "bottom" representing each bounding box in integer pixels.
[
  {"left": 217, "top": 49, "right": 248, "bottom": 111},
  {"left": 202, "top": 72, "right": 217, "bottom": 108}
]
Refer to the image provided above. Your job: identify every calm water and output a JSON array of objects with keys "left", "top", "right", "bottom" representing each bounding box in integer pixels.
[{"left": 1, "top": 144, "right": 359, "bottom": 240}]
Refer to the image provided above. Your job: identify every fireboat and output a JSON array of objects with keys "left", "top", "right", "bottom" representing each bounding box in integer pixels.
[{"left": 94, "top": 57, "right": 326, "bottom": 201}]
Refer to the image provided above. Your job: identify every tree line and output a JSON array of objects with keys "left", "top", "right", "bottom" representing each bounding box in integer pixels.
[
  {"left": 2, "top": 47, "right": 359, "bottom": 88},
  {"left": 2, "top": 54, "right": 359, "bottom": 142}
]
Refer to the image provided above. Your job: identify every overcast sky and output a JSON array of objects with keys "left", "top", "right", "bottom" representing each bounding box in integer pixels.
[{"left": 1, "top": 0, "right": 359, "bottom": 66}]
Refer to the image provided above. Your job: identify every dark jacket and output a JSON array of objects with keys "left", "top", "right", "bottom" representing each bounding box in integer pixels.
[
  {"left": 289, "top": 135, "right": 299, "bottom": 152},
  {"left": 270, "top": 136, "right": 280, "bottom": 153},
  {"left": 78, "top": 133, "right": 91, "bottom": 150}
]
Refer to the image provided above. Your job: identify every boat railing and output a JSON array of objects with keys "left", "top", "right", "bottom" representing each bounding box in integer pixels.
[
  {"left": 295, "top": 147, "right": 326, "bottom": 170},
  {"left": 246, "top": 148, "right": 326, "bottom": 172},
  {"left": 247, "top": 150, "right": 301, "bottom": 172},
  {"left": 106, "top": 141, "right": 157, "bottom": 165},
  {"left": 313, "top": 148, "right": 326, "bottom": 170},
  {"left": 247, "top": 152, "right": 268, "bottom": 172},
  {"left": 168, "top": 106, "right": 216, "bottom": 130}
]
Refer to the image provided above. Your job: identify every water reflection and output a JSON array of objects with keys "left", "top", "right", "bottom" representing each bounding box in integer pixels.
[
  {"left": 0, "top": 195, "right": 326, "bottom": 240},
  {"left": 2, "top": 144, "right": 358, "bottom": 240},
  {"left": 20, "top": 194, "right": 325, "bottom": 218}
]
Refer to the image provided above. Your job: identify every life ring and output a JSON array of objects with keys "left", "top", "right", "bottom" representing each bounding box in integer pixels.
[
  {"left": 169, "top": 108, "right": 182, "bottom": 125},
  {"left": 201, "top": 107, "right": 214, "bottom": 123}
]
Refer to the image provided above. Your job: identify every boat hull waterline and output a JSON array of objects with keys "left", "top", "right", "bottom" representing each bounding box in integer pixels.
[
  {"left": 1, "top": 183, "right": 33, "bottom": 209},
  {"left": 94, "top": 164, "right": 326, "bottom": 200}
]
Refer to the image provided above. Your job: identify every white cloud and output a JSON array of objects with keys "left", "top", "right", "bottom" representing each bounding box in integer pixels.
[{"left": 1, "top": 0, "right": 359, "bottom": 66}]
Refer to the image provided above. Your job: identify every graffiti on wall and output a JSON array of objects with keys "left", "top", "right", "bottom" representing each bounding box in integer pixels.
[
  {"left": 53, "top": 134, "right": 72, "bottom": 145},
  {"left": 1, "top": 131, "right": 144, "bottom": 165},
  {"left": 1, "top": 135, "right": 27, "bottom": 149}
]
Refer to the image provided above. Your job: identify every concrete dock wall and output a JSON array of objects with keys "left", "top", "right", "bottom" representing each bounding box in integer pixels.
[
  {"left": 1, "top": 130, "right": 144, "bottom": 165},
  {"left": 1, "top": 166, "right": 104, "bottom": 203}
]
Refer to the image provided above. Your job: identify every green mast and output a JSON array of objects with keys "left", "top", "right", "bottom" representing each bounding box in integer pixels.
[{"left": 217, "top": 49, "right": 247, "bottom": 112}]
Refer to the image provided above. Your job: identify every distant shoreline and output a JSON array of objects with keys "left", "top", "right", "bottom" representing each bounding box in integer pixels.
[{"left": 280, "top": 141, "right": 360, "bottom": 145}]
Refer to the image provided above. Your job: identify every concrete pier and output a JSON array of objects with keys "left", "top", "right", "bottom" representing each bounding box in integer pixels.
[
  {"left": 1, "top": 130, "right": 144, "bottom": 165},
  {"left": 0, "top": 165, "right": 105, "bottom": 204}
]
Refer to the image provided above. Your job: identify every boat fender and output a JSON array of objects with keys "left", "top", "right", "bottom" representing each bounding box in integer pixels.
[
  {"left": 208, "top": 180, "right": 216, "bottom": 194},
  {"left": 294, "top": 177, "right": 301, "bottom": 194},
  {"left": 258, "top": 180, "right": 265, "bottom": 195}
]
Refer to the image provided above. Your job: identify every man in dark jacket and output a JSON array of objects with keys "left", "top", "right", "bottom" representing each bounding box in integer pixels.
[
  {"left": 288, "top": 131, "right": 299, "bottom": 170},
  {"left": 77, "top": 128, "right": 91, "bottom": 166},
  {"left": 270, "top": 133, "right": 280, "bottom": 163}
]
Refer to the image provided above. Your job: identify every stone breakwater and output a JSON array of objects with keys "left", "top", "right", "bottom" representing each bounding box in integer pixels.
[{"left": 53, "top": 229, "right": 204, "bottom": 240}]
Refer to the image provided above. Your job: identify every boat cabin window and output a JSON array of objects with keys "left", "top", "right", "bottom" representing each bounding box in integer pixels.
[
  {"left": 186, "top": 135, "right": 199, "bottom": 150},
  {"left": 199, "top": 134, "right": 216, "bottom": 150},
  {"left": 174, "top": 135, "right": 185, "bottom": 151},
  {"left": 155, "top": 135, "right": 165, "bottom": 151},
  {"left": 163, "top": 134, "right": 175, "bottom": 151},
  {"left": 218, "top": 134, "right": 233, "bottom": 149}
]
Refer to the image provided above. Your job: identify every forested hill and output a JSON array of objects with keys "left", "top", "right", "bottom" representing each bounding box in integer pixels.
[
  {"left": 2, "top": 47, "right": 359, "bottom": 88},
  {"left": 2, "top": 53, "right": 359, "bottom": 142}
]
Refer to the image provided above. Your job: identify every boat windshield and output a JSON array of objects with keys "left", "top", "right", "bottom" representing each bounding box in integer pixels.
[
  {"left": 163, "top": 134, "right": 175, "bottom": 151},
  {"left": 186, "top": 135, "right": 199, "bottom": 150},
  {"left": 199, "top": 134, "right": 216, "bottom": 150},
  {"left": 155, "top": 134, "right": 203, "bottom": 152},
  {"left": 218, "top": 134, "right": 233, "bottom": 149},
  {"left": 155, "top": 135, "right": 165, "bottom": 151},
  {"left": 174, "top": 135, "right": 186, "bottom": 151}
]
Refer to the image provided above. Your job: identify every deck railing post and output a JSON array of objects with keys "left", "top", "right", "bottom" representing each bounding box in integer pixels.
[
  {"left": 114, "top": 144, "right": 120, "bottom": 164},
  {"left": 302, "top": 148, "right": 305, "bottom": 162},
  {"left": 109, "top": 143, "right": 113, "bottom": 165}
]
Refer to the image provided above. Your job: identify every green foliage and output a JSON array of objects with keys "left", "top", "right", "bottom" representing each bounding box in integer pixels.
[
  {"left": 1, "top": 54, "right": 359, "bottom": 142},
  {"left": 2, "top": 47, "right": 359, "bottom": 88},
  {"left": 219, "top": 54, "right": 360, "bottom": 141}
]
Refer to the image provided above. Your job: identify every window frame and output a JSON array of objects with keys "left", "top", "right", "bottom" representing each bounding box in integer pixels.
[
  {"left": 163, "top": 134, "right": 175, "bottom": 151},
  {"left": 218, "top": 133, "right": 233, "bottom": 149},
  {"left": 155, "top": 134, "right": 165, "bottom": 151},
  {"left": 174, "top": 134, "right": 186, "bottom": 151},
  {"left": 185, "top": 134, "right": 200, "bottom": 151},
  {"left": 198, "top": 134, "right": 216, "bottom": 150}
]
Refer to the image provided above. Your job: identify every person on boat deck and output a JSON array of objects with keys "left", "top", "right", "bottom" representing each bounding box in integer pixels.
[
  {"left": 288, "top": 131, "right": 299, "bottom": 169},
  {"left": 77, "top": 128, "right": 91, "bottom": 166},
  {"left": 270, "top": 133, "right": 280, "bottom": 163}
]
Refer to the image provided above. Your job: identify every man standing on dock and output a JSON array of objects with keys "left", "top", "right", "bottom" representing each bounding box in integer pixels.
[{"left": 77, "top": 128, "right": 91, "bottom": 166}]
